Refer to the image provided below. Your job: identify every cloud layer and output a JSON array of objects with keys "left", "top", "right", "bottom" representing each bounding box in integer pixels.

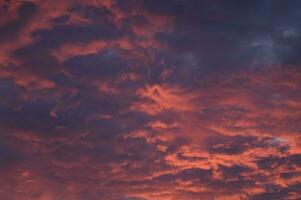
[{"left": 0, "top": 0, "right": 301, "bottom": 199}]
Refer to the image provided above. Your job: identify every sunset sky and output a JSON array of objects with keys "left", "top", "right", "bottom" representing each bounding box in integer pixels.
[{"left": 0, "top": 0, "right": 301, "bottom": 199}]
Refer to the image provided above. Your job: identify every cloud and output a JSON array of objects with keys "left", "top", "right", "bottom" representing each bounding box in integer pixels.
[
  {"left": 0, "top": 0, "right": 301, "bottom": 199},
  {"left": 0, "top": 1, "right": 38, "bottom": 42}
]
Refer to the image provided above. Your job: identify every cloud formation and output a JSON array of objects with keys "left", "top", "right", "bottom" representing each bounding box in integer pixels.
[{"left": 0, "top": 0, "right": 301, "bottom": 199}]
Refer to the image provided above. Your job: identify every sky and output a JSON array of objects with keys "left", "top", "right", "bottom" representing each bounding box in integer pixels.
[{"left": 0, "top": 0, "right": 301, "bottom": 199}]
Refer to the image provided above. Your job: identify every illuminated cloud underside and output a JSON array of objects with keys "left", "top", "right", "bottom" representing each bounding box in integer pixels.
[{"left": 0, "top": 0, "right": 301, "bottom": 199}]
